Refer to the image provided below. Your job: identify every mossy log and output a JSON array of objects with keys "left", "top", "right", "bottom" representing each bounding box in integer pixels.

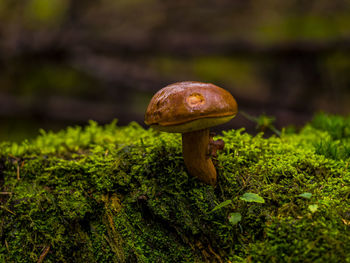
[{"left": 0, "top": 114, "right": 350, "bottom": 262}]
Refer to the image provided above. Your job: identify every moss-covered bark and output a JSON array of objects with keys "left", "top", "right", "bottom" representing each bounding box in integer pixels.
[{"left": 0, "top": 114, "right": 350, "bottom": 262}]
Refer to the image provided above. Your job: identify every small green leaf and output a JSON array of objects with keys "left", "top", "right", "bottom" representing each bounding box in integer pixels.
[
  {"left": 209, "top": 200, "right": 232, "bottom": 213},
  {"left": 299, "top": 192, "right": 312, "bottom": 199},
  {"left": 240, "top": 193, "right": 265, "bottom": 203},
  {"left": 308, "top": 204, "right": 318, "bottom": 213},
  {"left": 228, "top": 212, "right": 242, "bottom": 225}
]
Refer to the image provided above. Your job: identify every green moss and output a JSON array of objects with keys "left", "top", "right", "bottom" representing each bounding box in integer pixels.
[{"left": 1, "top": 114, "right": 350, "bottom": 262}]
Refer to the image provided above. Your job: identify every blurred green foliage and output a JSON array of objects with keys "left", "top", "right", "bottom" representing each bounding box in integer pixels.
[
  {"left": 257, "top": 15, "right": 348, "bottom": 42},
  {"left": 18, "top": 65, "right": 97, "bottom": 97},
  {"left": 24, "top": 0, "right": 68, "bottom": 27},
  {"left": 151, "top": 56, "right": 268, "bottom": 98},
  {"left": 193, "top": 57, "right": 257, "bottom": 89},
  {"left": 2, "top": 0, "right": 350, "bottom": 136}
]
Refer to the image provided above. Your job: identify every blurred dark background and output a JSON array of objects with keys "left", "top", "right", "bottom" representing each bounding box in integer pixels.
[{"left": 1, "top": 0, "right": 350, "bottom": 141}]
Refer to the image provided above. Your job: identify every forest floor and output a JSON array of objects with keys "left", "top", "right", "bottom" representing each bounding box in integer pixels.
[{"left": 0, "top": 113, "right": 349, "bottom": 262}]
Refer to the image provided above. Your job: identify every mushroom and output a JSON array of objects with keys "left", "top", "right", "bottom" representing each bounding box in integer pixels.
[{"left": 144, "top": 81, "right": 238, "bottom": 186}]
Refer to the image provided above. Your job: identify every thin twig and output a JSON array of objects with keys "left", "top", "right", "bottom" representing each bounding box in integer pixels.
[
  {"left": 0, "top": 205, "right": 16, "bottom": 215},
  {"left": 0, "top": 192, "right": 12, "bottom": 195},
  {"left": 5, "top": 239, "right": 9, "bottom": 252},
  {"left": 207, "top": 243, "right": 223, "bottom": 263},
  {"left": 16, "top": 164, "right": 20, "bottom": 180},
  {"left": 37, "top": 245, "right": 50, "bottom": 263}
]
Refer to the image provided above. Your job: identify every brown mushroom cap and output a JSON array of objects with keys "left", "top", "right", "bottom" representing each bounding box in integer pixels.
[{"left": 145, "top": 81, "right": 238, "bottom": 133}]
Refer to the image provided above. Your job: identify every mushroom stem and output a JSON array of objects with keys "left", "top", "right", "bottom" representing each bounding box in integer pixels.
[{"left": 182, "top": 128, "right": 217, "bottom": 186}]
